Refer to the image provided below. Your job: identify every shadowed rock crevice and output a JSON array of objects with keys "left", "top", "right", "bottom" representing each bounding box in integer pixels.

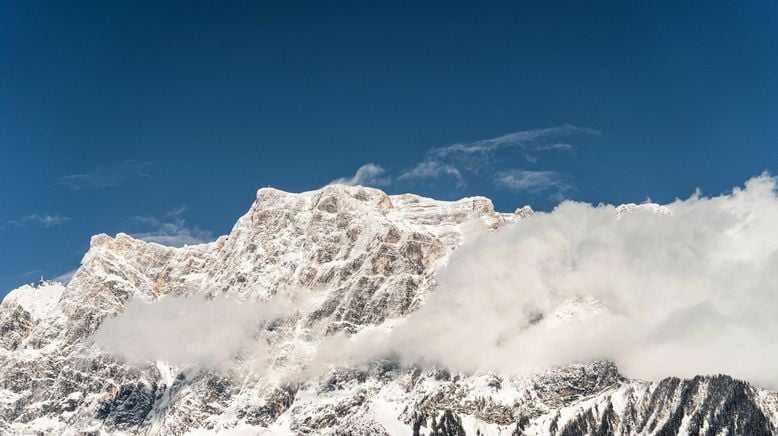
[{"left": 96, "top": 383, "right": 157, "bottom": 429}]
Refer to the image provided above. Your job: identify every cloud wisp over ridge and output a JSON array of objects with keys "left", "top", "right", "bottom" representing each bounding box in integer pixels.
[
  {"left": 52, "top": 268, "right": 78, "bottom": 285},
  {"left": 60, "top": 160, "right": 153, "bottom": 190},
  {"left": 329, "top": 163, "right": 391, "bottom": 187},
  {"left": 129, "top": 206, "right": 213, "bottom": 247}
]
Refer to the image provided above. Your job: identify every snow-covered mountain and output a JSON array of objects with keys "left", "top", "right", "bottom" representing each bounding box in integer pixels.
[{"left": 1, "top": 185, "right": 776, "bottom": 435}]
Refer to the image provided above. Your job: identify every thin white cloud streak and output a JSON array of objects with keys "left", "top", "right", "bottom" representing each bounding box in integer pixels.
[
  {"left": 428, "top": 124, "right": 597, "bottom": 158},
  {"left": 397, "top": 125, "right": 597, "bottom": 190},
  {"left": 331, "top": 126, "right": 594, "bottom": 192},
  {"left": 330, "top": 163, "right": 391, "bottom": 187},
  {"left": 494, "top": 169, "right": 572, "bottom": 199},
  {"left": 60, "top": 160, "right": 153, "bottom": 190},
  {"left": 331, "top": 173, "right": 778, "bottom": 389},
  {"left": 23, "top": 214, "right": 72, "bottom": 228},
  {"left": 92, "top": 295, "right": 295, "bottom": 370},
  {"left": 129, "top": 207, "right": 213, "bottom": 247},
  {"left": 0, "top": 214, "right": 71, "bottom": 230},
  {"left": 397, "top": 160, "right": 464, "bottom": 187}
]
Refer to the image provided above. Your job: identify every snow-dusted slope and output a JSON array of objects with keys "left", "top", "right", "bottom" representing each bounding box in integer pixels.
[{"left": 0, "top": 185, "right": 775, "bottom": 435}]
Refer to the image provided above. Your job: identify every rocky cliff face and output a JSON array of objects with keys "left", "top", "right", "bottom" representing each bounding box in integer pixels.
[{"left": 1, "top": 185, "right": 776, "bottom": 435}]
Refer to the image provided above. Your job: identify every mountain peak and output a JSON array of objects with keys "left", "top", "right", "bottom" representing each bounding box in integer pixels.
[{"left": 2, "top": 187, "right": 774, "bottom": 435}]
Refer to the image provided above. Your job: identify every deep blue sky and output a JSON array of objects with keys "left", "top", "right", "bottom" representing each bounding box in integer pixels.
[{"left": 1, "top": 1, "right": 777, "bottom": 295}]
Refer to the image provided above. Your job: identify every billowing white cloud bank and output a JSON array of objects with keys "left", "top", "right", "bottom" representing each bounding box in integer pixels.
[
  {"left": 383, "top": 173, "right": 778, "bottom": 387},
  {"left": 93, "top": 174, "right": 778, "bottom": 389}
]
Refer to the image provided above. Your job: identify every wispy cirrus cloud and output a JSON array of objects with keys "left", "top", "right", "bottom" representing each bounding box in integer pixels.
[
  {"left": 494, "top": 169, "right": 573, "bottom": 200},
  {"left": 60, "top": 160, "right": 153, "bottom": 190},
  {"left": 129, "top": 206, "right": 213, "bottom": 247},
  {"left": 327, "top": 125, "right": 596, "bottom": 201},
  {"left": 0, "top": 213, "right": 71, "bottom": 231},
  {"left": 20, "top": 214, "right": 72, "bottom": 228},
  {"left": 330, "top": 163, "right": 391, "bottom": 187},
  {"left": 397, "top": 124, "right": 597, "bottom": 193},
  {"left": 397, "top": 160, "right": 464, "bottom": 187},
  {"left": 428, "top": 124, "right": 595, "bottom": 161}
]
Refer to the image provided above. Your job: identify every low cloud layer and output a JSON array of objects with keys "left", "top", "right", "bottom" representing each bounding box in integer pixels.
[
  {"left": 92, "top": 295, "right": 294, "bottom": 369},
  {"left": 374, "top": 173, "right": 778, "bottom": 387}
]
